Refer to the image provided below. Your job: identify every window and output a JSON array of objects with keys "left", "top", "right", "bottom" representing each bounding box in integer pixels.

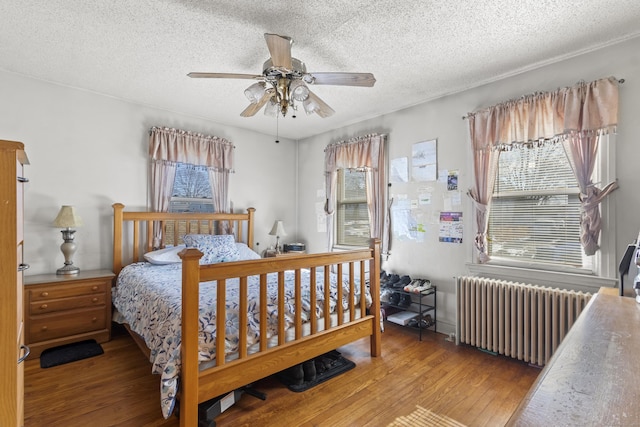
[
  {"left": 169, "top": 163, "right": 214, "bottom": 213},
  {"left": 163, "top": 163, "right": 214, "bottom": 246},
  {"left": 488, "top": 143, "right": 590, "bottom": 270},
  {"left": 336, "top": 168, "right": 370, "bottom": 247}
]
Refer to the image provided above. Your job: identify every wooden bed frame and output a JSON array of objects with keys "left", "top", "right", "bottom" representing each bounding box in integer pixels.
[{"left": 112, "top": 203, "right": 381, "bottom": 426}]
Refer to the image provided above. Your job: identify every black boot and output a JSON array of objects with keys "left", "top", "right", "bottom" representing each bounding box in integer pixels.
[
  {"left": 284, "top": 363, "right": 304, "bottom": 385},
  {"left": 303, "top": 359, "right": 317, "bottom": 382}
]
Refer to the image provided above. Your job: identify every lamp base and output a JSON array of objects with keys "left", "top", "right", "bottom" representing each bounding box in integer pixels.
[
  {"left": 57, "top": 228, "right": 79, "bottom": 275},
  {"left": 57, "top": 264, "right": 80, "bottom": 275}
]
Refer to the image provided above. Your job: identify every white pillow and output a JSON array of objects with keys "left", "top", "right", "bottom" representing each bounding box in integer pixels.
[
  {"left": 236, "top": 243, "right": 261, "bottom": 260},
  {"left": 143, "top": 245, "right": 186, "bottom": 265}
]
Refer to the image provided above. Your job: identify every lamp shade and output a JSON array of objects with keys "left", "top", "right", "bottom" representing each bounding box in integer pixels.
[
  {"left": 244, "top": 82, "right": 266, "bottom": 104},
  {"left": 269, "top": 220, "right": 287, "bottom": 237},
  {"left": 53, "top": 205, "right": 83, "bottom": 228},
  {"left": 264, "top": 98, "right": 278, "bottom": 117},
  {"left": 289, "top": 80, "right": 310, "bottom": 102}
]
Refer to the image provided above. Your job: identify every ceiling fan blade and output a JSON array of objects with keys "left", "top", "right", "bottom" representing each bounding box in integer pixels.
[
  {"left": 306, "top": 72, "right": 376, "bottom": 87},
  {"left": 188, "top": 72, "right": 263, "bottom": 80},
  {"left": 307, "top": 91, "right": 335, "bottom": 118},
  {"left": 240, "top": 89, "right": 274, "bottom": 117},
  {"left": 264, "top": 33, "right": 293, "bottom": 70}
]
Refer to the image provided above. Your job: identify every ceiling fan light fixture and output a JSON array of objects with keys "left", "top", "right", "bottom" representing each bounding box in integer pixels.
[
  {"left": 244, "top": 82, "right": 266, "bottom": 104},
  {"left": 289, "top": 80, "right": 310, "bottom": 102},
  {"left": 303, "top": 97, "right": 319, "bottom": 115},
  {"left": 189, "top": 33, "right": 374, "bottom": 120},
  {"left": 264, "top": 98, "right": 279, "bottom": 117}
]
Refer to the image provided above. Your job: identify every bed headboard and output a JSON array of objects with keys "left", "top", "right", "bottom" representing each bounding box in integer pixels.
[{"left": 112, "top": 203, "right": 255, "bottom": 275}]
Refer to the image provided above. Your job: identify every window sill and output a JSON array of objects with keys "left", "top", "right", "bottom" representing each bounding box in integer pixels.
[
  {"left": 466, "top": 262, "right": 617, "bottom": 294},
  {"left": 332, "top": 245, "right": 369, "bottom": 251}
]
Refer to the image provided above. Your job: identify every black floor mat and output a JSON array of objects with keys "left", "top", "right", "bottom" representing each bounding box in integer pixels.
[
  {"left": 40, "top": 339, "right": 104, "bottom": 368},
  {"left": 276, "top": 350, "right": 355, "bottom": 392}
]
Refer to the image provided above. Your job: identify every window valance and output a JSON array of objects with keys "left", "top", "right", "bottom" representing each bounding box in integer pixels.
[
  {"left": 324, "top": 134, "right": 383, "bottom": 173},
  {"left": 149, "top": 126, "right": 234, "bottom": 172},
  {"left": 466, "top": 76, "right": 619, "bottom": 151}
]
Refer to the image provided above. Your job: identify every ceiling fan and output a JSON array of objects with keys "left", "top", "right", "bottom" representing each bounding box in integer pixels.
[{"left": 188, "top": 33, "right": 376, "bottom": 119}]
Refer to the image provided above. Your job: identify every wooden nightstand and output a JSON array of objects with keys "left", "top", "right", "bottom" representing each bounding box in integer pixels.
[
  {"left": 23, "top": 269, "right": 115, "bottom": 359},
  {"left": 263, "top": 249, "right": 306, "bottom": 257},
  {"left": 262, "top": 248, "right": 278, "bottom": 258},
  {"left": 276, "top": 251, "right": 306, "bottom": 257}
]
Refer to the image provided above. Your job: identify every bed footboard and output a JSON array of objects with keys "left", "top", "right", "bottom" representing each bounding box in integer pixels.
[
  {"left": 178, "top": 241, "right": 381, "bottom": 427},
  {"left": 111, "top": 203, "right": 380, "bottom": 427}
]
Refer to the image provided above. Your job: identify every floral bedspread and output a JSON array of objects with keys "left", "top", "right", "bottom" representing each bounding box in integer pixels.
[{"left": 112, "top": 262, "right": 371, "bottom": 418}]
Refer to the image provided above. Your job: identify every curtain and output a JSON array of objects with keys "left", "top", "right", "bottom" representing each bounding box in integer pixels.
[
  {"left": 207, "top": 168, "right": 232, "bottom": 234},
  {"left": 324, "top": 133, "right": 388, "bottom": 254},
  {"left": 149, "top": 127, "right": 234, "bottom": 243},
  {"left": 563, "top": 133, "right": 618, "bottom": 255},
  {"left": 466, "top": 76, "right": 619, "bottom": 261},
  {"left": 466, "top": 128, "right": 499, "bottom": 263}
]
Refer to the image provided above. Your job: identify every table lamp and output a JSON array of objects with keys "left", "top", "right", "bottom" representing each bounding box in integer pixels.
[
  {"left": 269, "top": 220, "right": 287, "bottom": 254},
  {"left": 53, "top": 205, "right": 83, "bottom": 275}
]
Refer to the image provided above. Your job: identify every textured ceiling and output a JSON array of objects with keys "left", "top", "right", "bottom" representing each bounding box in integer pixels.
[{"left": 2, "top": 1, "right": 640, "bottom": 140}]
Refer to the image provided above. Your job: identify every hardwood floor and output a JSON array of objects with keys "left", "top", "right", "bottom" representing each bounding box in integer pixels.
[{"left": 24, "top": 323, "right": 540, "bottom": 426}]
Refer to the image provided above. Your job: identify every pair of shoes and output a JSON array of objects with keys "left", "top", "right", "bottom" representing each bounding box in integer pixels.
[
  {"left": 398, "top": 294, "right": 412, "bottom": 308},
  {"left": 404, "top": 279, "right": 431, "bottom": 293},
  {"left": 393, "top": 275, "right": 411, "bottom": 288},
  {"left": 403, "top": 279, "right": 423, "bottom": 292},
  {"left": 414, "top": 279, "right": 432, "bottom": 293},
  {"left": 389, "top": 292, "right": 401, "bottom": 305},
  {"left": 420, "top": 314, "right": 434, "bottom": 328},
  {"left": 381, "top": 274, "right": 399, "bottom": 288}
]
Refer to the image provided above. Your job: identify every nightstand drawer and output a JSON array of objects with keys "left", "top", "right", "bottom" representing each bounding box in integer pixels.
[
  {"left": 29, "top": 293, "right": 106, "bottom": 314},
  {"left": 23, "top": 269, "right": 115, "bottom": 358},
  {"left": 29, "top": 307, "right": 107, "bottom": 342},
  {"left": 28, "top": 281, "right": 107, "bottom": 301}
]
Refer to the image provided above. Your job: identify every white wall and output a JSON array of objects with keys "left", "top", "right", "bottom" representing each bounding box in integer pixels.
[
  {"left": 4, "top": 35, "right": 639, "bottom": 336},
  {"left": 0, "top": 71, "right": 297, "bottom": 275},
  {"left": 296, "top": 36, "right": 640, "bottom": 335}
]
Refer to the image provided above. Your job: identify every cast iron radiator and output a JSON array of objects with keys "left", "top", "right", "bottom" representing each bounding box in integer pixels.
[{"left": 455, "top": 276, "right": 592, "bottom": 366}]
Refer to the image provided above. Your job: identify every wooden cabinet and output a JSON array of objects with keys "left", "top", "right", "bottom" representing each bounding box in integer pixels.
[
  {"left": 24, "top": 270, "right": 115, "bottom": 358},
  {"left": 0, "top": 139, "right": 29, "bottom": 427}
]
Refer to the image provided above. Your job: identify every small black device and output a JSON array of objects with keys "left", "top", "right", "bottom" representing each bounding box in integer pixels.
[
  {"left": 283, "top": 243, "right": 305, "bottom": 253},
  {"left": 619, "top": 243, "right": 637, "bottom": 296}
]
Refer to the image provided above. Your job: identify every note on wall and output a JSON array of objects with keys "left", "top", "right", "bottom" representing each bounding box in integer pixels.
[
  {"left": 390, "top": 157, "right": 408, "bottom": 183},
  {"left": 412, "top": 139, "right": 437, "bottom": 182},
  {"left": 439, "top": 211, "right": 463, "bottom": 243}
]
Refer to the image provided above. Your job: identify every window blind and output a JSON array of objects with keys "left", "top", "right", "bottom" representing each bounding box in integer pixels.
[
  {"left": 336, "top": 169, "right": 370, "bottom": 246},
  {"left": 488, "top": 144, "right": 585, "bottom": 267}
]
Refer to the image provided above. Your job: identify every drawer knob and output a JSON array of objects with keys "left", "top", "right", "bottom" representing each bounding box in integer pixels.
[
  {"left": 92, "top": 286, "right": 98, "bottom": 291},
  {"left": 92, "top": 297, "right": 98, "bottom": 303},
  {"left": 92, "top": 317, "right": 97, "bottom": 322},
  {"left": 41, "top": 326, "right": 48, "bottom": 331},
  {"left": 40, "top": 304, "right": 48, "bottom": 310},
  {"left": 41, "top": 292, "right": 49, "bottom": 297}
]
